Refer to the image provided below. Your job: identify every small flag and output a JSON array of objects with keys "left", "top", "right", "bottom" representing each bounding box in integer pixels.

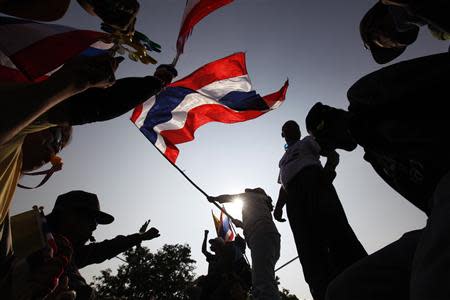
[
  {"left": 0, "top": 16, "right": 111, "bottom": 82},
  {"left": 176, "top": 0, "right": 234, "bottom": 54},
  {"left": 218, "top": 207, "right": 234, "bottom": 242},
  {"left": 212, "top": 210, "right": 221, "bottom": 236},
  {"left": 131, "top": 52, "right": 289, "bottom": 163}
]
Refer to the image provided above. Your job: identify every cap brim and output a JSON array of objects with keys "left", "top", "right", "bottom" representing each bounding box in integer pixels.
[
  {"left": 369, "top": 43, "right": 406, "bottom": 64},
  {"left": 94, "top": 211, "right": 114, "bottom": 225}
]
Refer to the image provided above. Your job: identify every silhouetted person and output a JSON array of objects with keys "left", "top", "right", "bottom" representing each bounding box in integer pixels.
[
  {"left": 305, "top": 52, "right": 450, "bottom": 300},
  {"left": 46, "top": 191, "right": 160, "bottom": 300},
  {"left": 360, "top": 1, "right": 449, "bottom": 64},
  {"left": 210, "top": 188, "right": 281, "bottom": 300},
  {"left": 274, "top": 120, "right": 367, "bottom": 300}
]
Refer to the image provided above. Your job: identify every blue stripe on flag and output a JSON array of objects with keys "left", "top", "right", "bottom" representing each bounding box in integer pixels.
[
  {"left": 80, "top": 47, "right": 109, "bottom": 57},
  {"left": 218, "top": 91, "right": 269, "bottom": 111},
  {"left": 142, "top": 86, "right": 195, "bottom": 143},
  {"left": 139, "top": 87, "right": 271, "bottom": 145},
  {"left": 0, "top": 17, "right": 33, "bottom": 25}
]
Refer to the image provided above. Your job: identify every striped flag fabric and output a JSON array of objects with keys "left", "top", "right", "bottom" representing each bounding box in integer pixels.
[
  {"left": 176, "top": 0, "right": 234, "bottom": 54},
  {"left": 0, "top": 16, "right": 111, "bottom": 83},
  {"left": 212, "top": 209, "right": 234, "bottom": 242},
  {"left": 218, "top": 207, "right": 234, "bottom": 242},
  {"left": 212, "top": 210, "right": 221, "bottom": 236},
  {"left": 131, "top": 52, "right": 289, "bottom": 163}
]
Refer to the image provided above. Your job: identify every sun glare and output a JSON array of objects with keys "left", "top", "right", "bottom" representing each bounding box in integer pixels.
[{"left": 226, "top": 197, "right": 243, "bottom": 220}]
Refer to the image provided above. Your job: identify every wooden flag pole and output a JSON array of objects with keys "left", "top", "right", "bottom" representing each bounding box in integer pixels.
[
  {"left": 275, "top": 256, "right": 299, "bottom": 272},
  {"left": 149, "top": 141, "right": 235, "bottom": 221}
]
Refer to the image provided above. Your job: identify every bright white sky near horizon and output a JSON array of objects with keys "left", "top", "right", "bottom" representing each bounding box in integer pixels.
[{"left": 10, "top": 0, "right": 448, "bottom": 298}]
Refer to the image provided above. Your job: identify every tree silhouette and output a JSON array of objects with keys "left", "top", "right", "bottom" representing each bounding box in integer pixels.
[
  {"left": 93, "top": 244, "right": 196, "bottom": 300},
  {"left": 279, "top": 288, "right": 300, "bottom": 300}
]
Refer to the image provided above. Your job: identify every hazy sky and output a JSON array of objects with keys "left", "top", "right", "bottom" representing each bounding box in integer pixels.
[{"left": 11, "top": 0, "right": 448, "bottom": 298}]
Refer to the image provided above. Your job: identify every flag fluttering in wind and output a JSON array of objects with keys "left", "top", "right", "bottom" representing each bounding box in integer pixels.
[
  {"left": 0, "top": 17, "right": 111, "bottom": 82},
  {"left": 212, "top": 208, "right": 234, "bottom": 242},
  {"left": 176, "top": 0, "right": 234, "bottom": 55},
  {"left": 131, "top": 52, "right": 289, "bottom": 163}
]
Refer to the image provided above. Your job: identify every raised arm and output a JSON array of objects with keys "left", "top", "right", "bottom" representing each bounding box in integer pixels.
[
  {"left": 0, "top": 0, "right": 71, "bottom": 21},
  {"left": 75, "top": 226, "right": 159, "bottom": 268},
  {"left": 274, "top": 187, "right": 287, "bottom": 222},
  {"left": 47, "top": 64, "right": 176, "bottom": 126},
  {"left": 201, "top": 230, "right": 214, "bottom": 261},
  {"left": 322, "top": 150, "right": 340, "bottom": 183},
  {"left": 208, "top": 193, "right": 246, "bottom": 204},
  {"left": 0, "top": 55, "right": 118, "bottom": 145}
]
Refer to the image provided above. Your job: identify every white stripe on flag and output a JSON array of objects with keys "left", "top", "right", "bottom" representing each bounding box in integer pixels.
[
  {"left": 0, "top": 49, "right": 18, "bottom": 69},
  {"left": 154, "top": 133, "right": 167, "bottom": 154},
  {"left": 0, "top": 22, "right": 74, "bottom": 55},
  {"left": 134, "top": 95, "right": 157, "bottom": 128},
  {"left": 197, "top": 74, "right": 252, "bottom": 99},
  {"left": 153, "top": 75, "right": 252, "bottom": 133},
  {"left": 181, "top": 0, "right": 202, "bottom": 23}
]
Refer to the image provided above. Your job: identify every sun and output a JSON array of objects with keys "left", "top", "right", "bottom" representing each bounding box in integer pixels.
[{"left": 225, "top": 196, "right": 243, "bottom": 220}]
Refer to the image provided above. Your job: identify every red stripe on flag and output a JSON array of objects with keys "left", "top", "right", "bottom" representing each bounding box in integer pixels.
[
  {"left": 130, "top": 103, "right": 144, "bottom": 123},
  {"left": 169, "top": 52, "right": 247, "bottom": 91},
  {"left": 0, "top": 65, "right": 28, "bottom": 82},
  {"left": 160, "top": 103, "right": 265, "bottom": 163},
  {"left": 163, "top": 142, "right": 180, "bottom": 164},
  {"left": 10, "top": 30, "right": 106, "bottom": 80},
  {"left": 177, "top": 0, "right": 234, "bottom": 53},
  {"left": 262, "top": 80, "right": 289, "bottom": 107}
]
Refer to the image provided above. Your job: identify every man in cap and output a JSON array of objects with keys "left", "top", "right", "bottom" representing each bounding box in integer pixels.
[
  {"left": 360, "top": 1, "right": 449, "bottom": 65},
  {"left": 209, "top": 188, "right": 281, "bottom": 300},
  {"left": 46, "top": 190, "right": 160, "bottom": 300},
  {"left": 274, "top": 121, "right": 367, "bottom": 300},
  {"left": 305, "top": 52, "right": 450, "bottom": 300}
]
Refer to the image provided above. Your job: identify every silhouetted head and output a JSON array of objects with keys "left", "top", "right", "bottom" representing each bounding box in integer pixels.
[
  {"left": 209, "top": 237, "right": 225, "bottom": 253},
  {"left": 306, "top": 102, "right": 357, "bottom": 152},
  {"left": 281, "top": 120, "right": 301, "bottom": 143},
  {"left": 360, "top": 2, "right": 419, "bottom": 64},
  {"left": 46, "top": 191, "right": 114, "bottom": 246},
  {"left": 21, "top": 124, "right": 72, "bottom": 172}
]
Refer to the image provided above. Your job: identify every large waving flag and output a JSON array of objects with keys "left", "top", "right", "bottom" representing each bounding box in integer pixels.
[
  {"left": 131, "top": 52, "right": 289, "bottom": 163},
  {"left": 176, "top": 0, "right": 234, "bottom": 55},
  {"left": 0, "top": 17, "right": 111, "bottom": 83}
]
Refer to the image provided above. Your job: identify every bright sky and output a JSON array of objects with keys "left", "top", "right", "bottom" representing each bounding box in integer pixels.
[{"left": 11, "top": 0, "right": 448, "bottom": 298}]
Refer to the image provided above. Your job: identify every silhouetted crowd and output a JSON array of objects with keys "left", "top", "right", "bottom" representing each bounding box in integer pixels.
[{"left": 0, "top": 0, "right": 449, "bottom": 299}]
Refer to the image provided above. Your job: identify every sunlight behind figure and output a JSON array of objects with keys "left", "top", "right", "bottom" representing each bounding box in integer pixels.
[{"left": 225, "top": 197, "right": 243, "bottom": 220}]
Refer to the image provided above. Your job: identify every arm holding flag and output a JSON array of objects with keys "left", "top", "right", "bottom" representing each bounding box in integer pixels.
[
  {"left": 0, "top": 55, "right": 119, "bottom": 145},
  {"left": 208, "top": 193, "right": 245, "bottom": 204}
]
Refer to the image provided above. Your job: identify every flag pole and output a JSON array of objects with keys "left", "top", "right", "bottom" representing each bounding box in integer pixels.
[
  {"left": 275, "top": 256, "right": 299, "bottom": 273},
  {"left": 149, "top": 141, "right": 236, "bottom": 220},
  {"left": 171, "top": 51, "right": 181, "bottom": 67}
]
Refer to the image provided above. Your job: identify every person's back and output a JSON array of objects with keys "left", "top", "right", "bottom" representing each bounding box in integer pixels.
[
  {"left": 278, "top": 135, "right": 321, "bottom": 189},
  {"left": 241, "top": 189, "right": 279, "bottom": 240}
]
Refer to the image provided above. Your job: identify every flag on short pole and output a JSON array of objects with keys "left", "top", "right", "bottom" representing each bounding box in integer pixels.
[
  {"left": 131, "top": 52, "right": 289, "bottom": 163},
  {"left": 176, "top": 0, "right": 234, "bottom": 55},
  {"left": 212, "top": 208, "right": 234, "bottom": 242},
  {"left": 0, "top": 16, "right": 111, "bottom": 82}
]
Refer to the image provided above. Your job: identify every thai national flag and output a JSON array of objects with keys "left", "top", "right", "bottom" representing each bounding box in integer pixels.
[
  {"left": 131, "top": 52, "right": 289, "bottom": 163},
  {"left": 0, "top": 17, "right": 111, "bottom": 83},
  {"left": 219, "top": 209, "right": 235, "bottom": 242},
  {"left": 176, "top": 0, "right": 234, "bottom": 54},
  {"left": 214, "top": 208, "right": 234, "bottom": 242}
]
